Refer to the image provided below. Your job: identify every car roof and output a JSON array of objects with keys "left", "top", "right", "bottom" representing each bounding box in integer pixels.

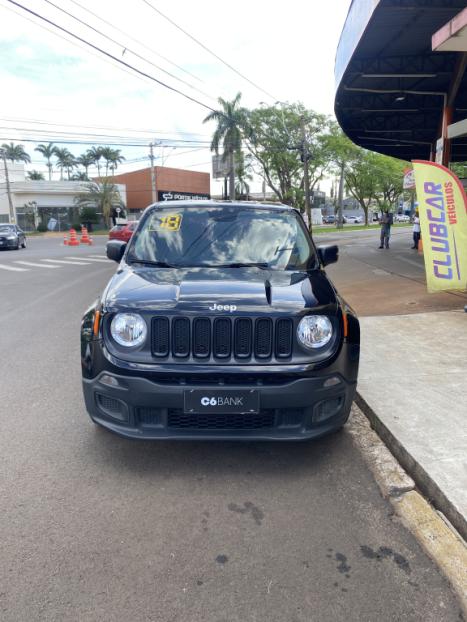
[{"left": 145, "top": 200, "right": 294, "bottom": 212}]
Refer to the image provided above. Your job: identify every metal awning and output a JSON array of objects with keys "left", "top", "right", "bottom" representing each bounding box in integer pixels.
[{"left": 334, "top": 0, "right": 467, "bottom": 162}]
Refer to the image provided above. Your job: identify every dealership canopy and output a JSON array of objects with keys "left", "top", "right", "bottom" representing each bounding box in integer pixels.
[{"left": 335, "top": 0, "right": 467, "bottom": 163}]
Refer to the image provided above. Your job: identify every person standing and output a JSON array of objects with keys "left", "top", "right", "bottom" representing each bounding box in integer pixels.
[
  {"left": 378, "top": 210, "right": 393, "bottom": 249},
  {"left": 412, "top": 210, "right": 421, "bottom": 249}
]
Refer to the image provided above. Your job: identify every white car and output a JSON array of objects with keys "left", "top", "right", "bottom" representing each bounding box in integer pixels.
[
  {"left": 394, "top": 214, "right": 410, "bottom": 222},
  {"left": 343, "top": 215, "right": 362, "bottom": 224}
]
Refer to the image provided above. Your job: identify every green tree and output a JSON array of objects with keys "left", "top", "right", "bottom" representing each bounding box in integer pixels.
[
  {"left": 54, "top": 147, "right": 76, "bottom": 180},
  {"left": 71, "top": 172, "right": 89, "bottom": 181},
  {"left": 1, "top": 142, "right": 31, "bottom": 164},
  {"left": 203, "top": 92, "right": 246, "bottom": 200},
  {"left": 373, "top": 154, "right": 407, "bottom": 214},
  {"left": 234, "top": 152, "right": 253, "bottom": 199},
  {"left": 75, "top": 180, "right": 124, "bottom": 227},
  {"left": 243, "top": 103, "right": 332, "bottom": 212},
  {"left": 76, "top": 152, "right": 94, "bottom": 179},
  {"left": 87, "top": 146, "right": 104, "bottom": 178},
  {"left": 27, "top": 170, "right": 45, "bottom": 180},
  {"left": 34, "top": 143, "right": 56, "bottom": 180},
  {"left": 107, "top": 148, "right": 125, "bottom": 175}
]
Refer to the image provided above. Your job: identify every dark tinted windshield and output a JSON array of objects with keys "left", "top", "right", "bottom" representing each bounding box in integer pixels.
[{"left": 127, "top": 206, "right": 316, "bottom": 270}]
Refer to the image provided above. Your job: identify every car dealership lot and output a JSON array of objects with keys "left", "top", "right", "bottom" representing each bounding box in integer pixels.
[{"left": 0, "top": 233, "right": 461, "bottom": 622}]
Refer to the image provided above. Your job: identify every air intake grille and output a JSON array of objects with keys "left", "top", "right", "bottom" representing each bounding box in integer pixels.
[
  {"left": 150, "top": 316, "right": 293, "bottom": 361},
  {"left": 168, "top": 408, "right": 275, "bottom": 430}
]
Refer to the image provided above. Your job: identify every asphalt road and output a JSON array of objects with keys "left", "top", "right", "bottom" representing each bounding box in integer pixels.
[{"left": 0, "top": 236, "right": 462, "bottom": 621}]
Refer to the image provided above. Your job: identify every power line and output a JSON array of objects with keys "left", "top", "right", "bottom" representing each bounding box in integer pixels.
[
  {"left": 67, "top": 0, "right": 205, "bottom": 85},
  {"left": 0, "top": 125, "right": 210, "bottom": 144},
  {"left": 0, "top": 117, "right": 211, "bottom": 139},
  {"left": 140, "top": 0, "right": 279, "bottom": 102},
  {"left": 5, "top": 0, "right": 217, "bottom": 113},
  {"left": 39, "top": 0, "right": 216, "bottom": 102},
  {"left": 0, "top": 135, "right": 212, "bottom": 148}
]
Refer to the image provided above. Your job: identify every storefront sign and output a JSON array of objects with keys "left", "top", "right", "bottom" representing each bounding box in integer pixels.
[
  {"left": 403, "top": 168, "right": 416, "bottom": 190},
  {"left": 158, "top": 190, "right": 210, "bottom": 202},
  {"left": 412, "top": 160, "right": 467, "bottom": 292}
]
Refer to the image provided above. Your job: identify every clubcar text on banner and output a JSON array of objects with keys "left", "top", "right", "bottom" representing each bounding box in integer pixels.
[{"left": 412, "top": 160, "right": 467, "bottom": 293}]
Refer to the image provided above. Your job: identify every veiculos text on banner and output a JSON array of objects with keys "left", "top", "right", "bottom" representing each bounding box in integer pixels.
[{"left": 412, "top": 160, "right": 467, "bottom": 293}]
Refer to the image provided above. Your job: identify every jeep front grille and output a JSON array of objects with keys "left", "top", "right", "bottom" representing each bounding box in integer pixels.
[{"left": 151, "top": 316, "right": 293, "bottom": 362}]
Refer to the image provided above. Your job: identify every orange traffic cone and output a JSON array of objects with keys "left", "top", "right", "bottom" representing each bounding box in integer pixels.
[
  {"left": 68, "top": 228, "right": 80, "bottom": 247},
  {"left": 63, "top": 233, "right": 68, "bottom": 246},
  {"left": 80, "top": 226, "right": 91, "bottom": 245},
  {"left": 418, "top": 238, "right": 423, "bottom": 255}
]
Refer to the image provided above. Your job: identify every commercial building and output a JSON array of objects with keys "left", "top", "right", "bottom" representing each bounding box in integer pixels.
[
  {"left": 0, "top": 163, "right": 126, "bottom": 230},
  {"left": 335, "top": 0, "right": 466, "bottom": 166},
  {"left": 111, "top": 166, "right": 210, "bottom": 214}
]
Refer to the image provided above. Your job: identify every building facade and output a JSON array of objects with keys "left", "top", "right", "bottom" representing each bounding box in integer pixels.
[{"left": 111, "top": 166, "right": 210, "bottom": 213}]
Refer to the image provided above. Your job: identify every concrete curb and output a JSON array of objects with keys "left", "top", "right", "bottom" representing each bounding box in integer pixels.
[
  {"left": 348, "top": 405, "right": 467, "bottom": 614},
  {"left": 355, "top": 391, "right": 467, "bottom": 541}
]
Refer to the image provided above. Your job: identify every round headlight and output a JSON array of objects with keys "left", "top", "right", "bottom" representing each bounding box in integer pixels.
[
  {"left": 297, "top": 316, "right": 333, "bottom": 349},
  {"left": 111, "top": 313, "right": 147, "bottom": 347}
]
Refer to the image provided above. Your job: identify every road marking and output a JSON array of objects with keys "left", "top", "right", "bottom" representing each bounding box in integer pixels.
[
  {"left": 398, "top": 256, "right": 424, "bottom": 270},
  {"left": 15, "top": 261, "right": 60, "bottom": 269},
  {"left": 65, "top": 256, "right": 109, "bottom": 263},
  {"left": 372, "top": 268, "right": 391, "bottom": 276},
  {"left": 87, "top": 254, "right": 107, "bottom": 259},
  {"left": 0, "top": 263, "right": 28, "bottom": 272},
  {"left": 43, "top": 259, "right": 91, "bottom": 266}
]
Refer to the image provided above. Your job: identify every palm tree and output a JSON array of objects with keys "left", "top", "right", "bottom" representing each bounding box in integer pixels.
[
  {"left": 76, "top": 152, "right": 94, "bottom": 179},
  {"left": 54, "top": 147, "right": 75, "bottom": 180},
  {"left": 203, "top": 93, "right": 245, "bottom": 200},
  {"left": 71, "top": 171, "right": 88, "bottom": 181},
  {"left": 107, "top": 149, "right": 125, "bottom": 175},
  {"left": 34, "top": 143, "right": 56, "bottom": 180},
  {"left": 27, "top": 170, "right": 45, "bottom": 180},
  {"left": 87, "top": 146, "right": 104, "bottom": 178},
  {"left": 74, "top": 179, "right": 124, "bottom": 227},
  {"left": 1, "top": 142, "right": 31, "bottom": 164},
  {"left": 99, "top": 146, "right": 114, "bottom": 177}
]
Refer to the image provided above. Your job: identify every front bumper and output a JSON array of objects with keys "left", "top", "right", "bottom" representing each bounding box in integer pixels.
[
  {"left": 0, "top": 238, "right": 18, "bottom": 248},
  {"left": 82, "top": 371, "right": 357, "bottom": 440}
]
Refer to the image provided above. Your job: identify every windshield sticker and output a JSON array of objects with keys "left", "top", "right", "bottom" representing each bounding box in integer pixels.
[{"left": 148, "top": 214, "right": 182, "bottom": 232}]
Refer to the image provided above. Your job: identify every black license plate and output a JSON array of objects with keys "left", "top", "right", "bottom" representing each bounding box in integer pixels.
[{"left": 184, "top": 389, "right": 259, "bottom": 414}]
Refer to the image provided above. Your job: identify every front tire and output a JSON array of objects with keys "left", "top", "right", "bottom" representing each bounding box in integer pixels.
[{"left": 21, "top": 238, "right": 26, "bottom": 249}]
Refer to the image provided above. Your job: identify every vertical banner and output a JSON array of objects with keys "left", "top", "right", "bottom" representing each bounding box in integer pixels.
[{"left": 412, "top": 160, "right": 467, "bottom": 293}]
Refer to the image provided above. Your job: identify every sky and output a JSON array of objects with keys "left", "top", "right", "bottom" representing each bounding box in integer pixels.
[{"left": 0, "top": 0, "right": 351, "bottom": 194}]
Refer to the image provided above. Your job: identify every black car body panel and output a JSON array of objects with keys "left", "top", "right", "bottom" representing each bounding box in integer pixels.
[{"left": 81, "top": 201, "right": 360, "bottom": 440}]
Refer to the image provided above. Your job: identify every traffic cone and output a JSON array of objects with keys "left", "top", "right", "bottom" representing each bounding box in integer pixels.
[
  {"left": 418, "top": 238, "right": 423, "bottom": 255},
  {"left": 68, "top": 228, "right": 80, "bottom": 246},
  {"left": 80, "top": 226, "right": 91, "bottom": 245},
  {"left": 63, "top": 233, "right": 68, "bottom": 246}
]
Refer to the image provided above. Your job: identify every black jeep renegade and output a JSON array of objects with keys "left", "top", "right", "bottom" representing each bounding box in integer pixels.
[{"left": 81, "top": 201, "right": 359, "bottom": 440}]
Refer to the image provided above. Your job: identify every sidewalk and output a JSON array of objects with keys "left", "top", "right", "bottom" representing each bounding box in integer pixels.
[{"left": 355, "top": 309, "right": 467, "bottom": 540}]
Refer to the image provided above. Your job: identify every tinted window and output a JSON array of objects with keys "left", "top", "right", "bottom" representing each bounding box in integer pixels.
[
  {"left": 0, "top": 225, "right": 15, "bottom": 233},
  {"left": 127, "top": 206, "right": 316, "bottom": 270}
]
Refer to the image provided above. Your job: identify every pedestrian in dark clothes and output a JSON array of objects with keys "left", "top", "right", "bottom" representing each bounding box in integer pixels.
[{"left": 378, "top": 210, "right": 393, "bottom": 249}]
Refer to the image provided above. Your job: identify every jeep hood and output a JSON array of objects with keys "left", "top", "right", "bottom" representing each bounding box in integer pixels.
[{"left": 102, "top": 264, "right": 338, "bottom": 314}]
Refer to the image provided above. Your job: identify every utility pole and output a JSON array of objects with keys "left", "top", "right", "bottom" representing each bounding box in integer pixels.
[
  {"left": 337, "top": 161, "right": 344, "bottom": 229},
  {"left": 1, "top": 149, "right": 16, "bottom": 224},
  {"left": 300, "top": 117, "right": 312, "bottom": 233},
  {"left": 149, "top": 142, "right": 157, "bottom": 203}
]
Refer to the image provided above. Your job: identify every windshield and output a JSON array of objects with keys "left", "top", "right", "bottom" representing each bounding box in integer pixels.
[
  {"left": 127, "top": 206, "right": 316, "bottom": 270},
  {"left": 0, "top": 225, "right": 15, "bottom": 233}
]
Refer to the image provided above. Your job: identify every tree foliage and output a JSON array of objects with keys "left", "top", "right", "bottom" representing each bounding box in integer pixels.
[
  {"left": 1, "top": 142, "right": 31, "bottom": 164},
  {"left": 74, "top": 180, "right": 124, "bottom": 227},
  {"left": 243, "top": 103, "right": 333, "bottom": 210}
]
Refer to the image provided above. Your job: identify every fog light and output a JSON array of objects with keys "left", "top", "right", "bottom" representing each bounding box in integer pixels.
[
  {"left": 313, "top": 397, "right": 344, "bottom": 423},
  {"left": 323, "top": 376, "right": 341, "bottom": 388}
]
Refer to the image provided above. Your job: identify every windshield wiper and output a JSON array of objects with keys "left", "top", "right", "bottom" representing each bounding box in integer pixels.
[
  {"left": 206, "top": 262, "right": 270, "bottom": 269},
  {"left": 128, "top": 259, "right": 181, "bottom": 268}
]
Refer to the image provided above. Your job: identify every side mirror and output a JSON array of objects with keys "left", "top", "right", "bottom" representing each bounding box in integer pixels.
[
  {"left": 317, "top": 245, "right": 338, "bottom": 267},
  {"left": 106, "top": 240, "right": 127, "bottom": 263}
]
